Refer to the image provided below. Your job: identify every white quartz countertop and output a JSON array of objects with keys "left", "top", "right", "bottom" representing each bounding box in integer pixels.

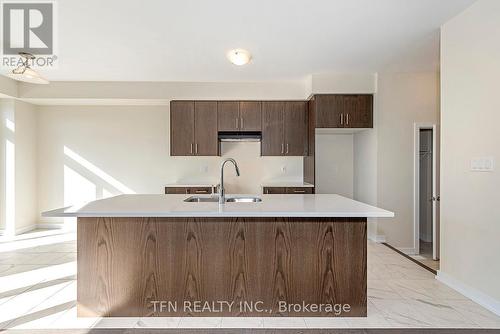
[{"left": 42, "top": 194, "right": 394, "bottom": 218}]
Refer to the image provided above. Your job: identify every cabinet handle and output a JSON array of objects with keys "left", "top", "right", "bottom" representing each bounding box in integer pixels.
[
  {"left": 235, "top": 118, "right": 239, "bottom": 129},
  {"left": 195, "top": 143, "right": 198, "bottom": 154},
  {"left": 190, "top": 143, "right": 193, "bottom": 154},
  {"left": 346, "top": 114, "right": 349, "bottom": 126},
  {"left": 340, "top": 113, "right": 344, "bottom": 125},
  {"left": 241, "top": 117, "right": 243, "bottom": 129},
  {"left": 281, "top": 143, "right": 284, "bottom": 154},
  {"left": 195, "top": 190, "right": 208, "bottom": 194},
  {"left": 293, "top": 190, "right": 306, "bottom": 193},
  {"left": 286, "top": 143, "right": 289, "bottom": 154}
]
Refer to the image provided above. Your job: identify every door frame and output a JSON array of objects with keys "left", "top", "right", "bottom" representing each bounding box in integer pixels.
[{"left": 413, "top": 123, "right": 438, "bottom": 257}]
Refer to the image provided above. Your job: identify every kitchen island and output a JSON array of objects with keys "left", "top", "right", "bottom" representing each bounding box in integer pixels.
[{"left": 43, "top": 194, "right": 393, "bottom": 318}]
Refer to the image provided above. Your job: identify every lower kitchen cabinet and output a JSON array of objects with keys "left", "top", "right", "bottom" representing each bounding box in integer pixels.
[
  {"left": 165, "top": 186, "right": 214, "bottom": 194},
  {"left": 263, "top": 186, "right": 314, "bottom": 194}
]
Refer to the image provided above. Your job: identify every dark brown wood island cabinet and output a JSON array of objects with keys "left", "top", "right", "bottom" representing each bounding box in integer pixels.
[
  {"left": 43, "top": 194, "right": 394, "bottom": 318},
  {"left": 170, "top": 101, "right": 218, "bottom": 156},
  {"left": 261, "top": 101, "right": 307, "bottom": 156}
]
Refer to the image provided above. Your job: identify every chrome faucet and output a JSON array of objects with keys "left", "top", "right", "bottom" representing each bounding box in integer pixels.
[{"left": 219, "top": 158, "right": 240, "bottom": 204}]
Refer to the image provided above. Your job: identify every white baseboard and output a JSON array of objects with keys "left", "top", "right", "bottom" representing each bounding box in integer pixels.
[
  {"left": 37, "top": 223, "right": 65, "bottom": 230},
  {"left": 437, "top": 270, "right": 500, "bottom": 316},
  {"left": 15, "top": 224, "right": 37, "bottom": 235},
  {"left": 369, "top": 234, "right": 386, "bottom": 243}
]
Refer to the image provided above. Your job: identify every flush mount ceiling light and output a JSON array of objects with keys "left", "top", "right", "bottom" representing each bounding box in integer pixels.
[
  {"left": 7, "top": 52, "right": 49, "bottom": 84},
  {"left": 227, "top": 49, "right": 252, "bottom": 66}
]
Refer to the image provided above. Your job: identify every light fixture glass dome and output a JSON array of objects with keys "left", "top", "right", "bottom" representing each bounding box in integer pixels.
[
  {"left": 227, "top": 49, "right": 252, "bottom": 66},
  {"left": 8, "top": 67, "right": 49, "bottom": 84},
  {"left": 7, "top": 52, "right": 49, "bottom": 84}
]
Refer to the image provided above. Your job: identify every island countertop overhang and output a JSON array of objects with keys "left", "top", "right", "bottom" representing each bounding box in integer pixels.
[{"left": 42, "top": 194, "right": 394, "bottom": 218}]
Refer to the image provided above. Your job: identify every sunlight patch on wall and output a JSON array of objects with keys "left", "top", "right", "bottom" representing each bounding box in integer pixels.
[{"left": 63, "top": 146, "right": 135, "bottom": 194}]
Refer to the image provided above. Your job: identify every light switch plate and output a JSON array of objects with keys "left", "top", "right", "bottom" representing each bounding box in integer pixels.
[{"left": 470, "top": 157, "right": 495, "bottom": 172}]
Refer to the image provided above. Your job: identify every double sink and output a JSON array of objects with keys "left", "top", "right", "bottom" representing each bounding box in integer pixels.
[{"left": 184, "top": 196, "right": 262, "bottom": 203}]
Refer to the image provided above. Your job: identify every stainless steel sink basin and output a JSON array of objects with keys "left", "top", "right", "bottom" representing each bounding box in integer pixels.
[
  {"left": 184, "top": 196, "right": 262, "bottom": 203},
  {"left": 184, "top": 196, "right": 219, "bottom": 202},
  {"left": 225, "top": 196, "right": 262, "bottom": 203}
]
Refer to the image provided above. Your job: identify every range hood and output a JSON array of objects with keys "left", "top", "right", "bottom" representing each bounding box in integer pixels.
[{"left": 218, "top": 131, "right": 262, "bottom": 142}]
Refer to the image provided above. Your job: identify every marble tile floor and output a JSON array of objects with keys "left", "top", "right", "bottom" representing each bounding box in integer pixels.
[
  {"left": 408, "top": 240, "right": 440, "bottom": 272},
  {"left": 0, "top": 229, "right": 499, "bottom": 330}
]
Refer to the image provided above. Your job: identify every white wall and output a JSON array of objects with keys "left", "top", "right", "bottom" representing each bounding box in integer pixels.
[
  {"left": 440, "top": 0, "right": 500, "bottom": 307},
  {"left": 14, "top": 101, "right": 38, "bottom": 233},
  {"left": 37, "top": 105, "right": 303, "bottom": 224},
  {"left": 0, "top": 100, "right": 14, "bottom": 233},
  {"left": 0, "top": 99, "right": 38, "bottom": 235},
  {"left": 376, "top": 72, "right": 440, "bottom": 251},
  {"left": 315, "top": 133, "right": 354, "bottom": 197}
]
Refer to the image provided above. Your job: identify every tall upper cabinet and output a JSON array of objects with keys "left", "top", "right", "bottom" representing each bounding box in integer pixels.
[
  {"left": 170, "top": 101, "right": 218, "bottom": 156},
  {"left": 261, "top": 101, "right": 307, "bottom": 156}
]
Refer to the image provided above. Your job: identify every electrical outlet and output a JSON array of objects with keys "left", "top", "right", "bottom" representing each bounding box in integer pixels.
[
  {"left": 199, "top": 165, "right": 208, "bottom": 173},
  {"left": 470, "top": 157, "right": 494, "bottom": 172}
]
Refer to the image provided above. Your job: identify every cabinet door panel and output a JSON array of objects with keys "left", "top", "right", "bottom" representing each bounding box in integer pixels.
[
  {"left": 217, "top": 101, "right": 239, "bottom": 131},
  {"left": 286, "top": 187, "right": 314, "bottom": 194},
  {"left": 261, "top": 102, "right": 285, "bottom": 156},
  {"left": 315, "top": 95, "right": 343, "bottom": 128},
  {"left": 284, "top": 101, "right": 307, "bottom": 156},
  {"left": 165, "top": 187, "right": 188, "bottom": 194},
  {"left": 240, "top": 101, "right": 262, "bottom": 131},
  {"left": 194, "top": 101, "right": 218, "bottom": 156},
  {"left": 350, "top": 95, "right": 373, "bottom": 128},
  {"left": 187, "top": 187, "right": 213, "bottom": 194},
  {"left": 263, "top": 187, "right": 286, "bottom": 194},
  {"left": 343, "top": 95, "right": 357, "bottom": 128},
  {"left": 170, "top": 101, "right": 194, "bottom": 156}
]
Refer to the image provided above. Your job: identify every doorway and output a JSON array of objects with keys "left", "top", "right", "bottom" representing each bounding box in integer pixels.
[{"left": 412, "top": 124, "right": 440, "bottom": 271}]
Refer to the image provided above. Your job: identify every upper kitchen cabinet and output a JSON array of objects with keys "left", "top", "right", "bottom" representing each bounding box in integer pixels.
[
  {"left": 314, "top": 94, "right": 373, "bottom": 128},
  {"left": 217, "top": 101, "right": 261, "bottom": 131},
  {"left": 170, "top": 100, "right": 218, "bottom": 156},
  {"left": 261, "top": 101, "right": 284, "bottom": 156},
  {"left": 284, "top": 101, "right": 307, "bottom": 156},
  {"left": 261, "top": 101, "right": 307, "bottom": 156},
  {"left": 239, "top": 101, "right": 262, "bottom": 131},
  {"left": 170, "top": 101, "right": 195, "bottom": 156}
]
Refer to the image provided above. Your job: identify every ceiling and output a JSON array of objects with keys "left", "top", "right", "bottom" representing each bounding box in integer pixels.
[{"left": 22, "top": 0, "right": 477, "bottom": 81}]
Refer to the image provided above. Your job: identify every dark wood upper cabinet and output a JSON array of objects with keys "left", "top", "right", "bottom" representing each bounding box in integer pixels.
[
  {"left": 261, "top": 101, "right": 285, "bottom": 156},
  {"left": 217, "top": 101, "right": 261, "bottom": 131},
  {"left": 239, "top": 101, "right": 261, "bottom": 131},
  {"left": 217, "top": 101, "right": 239, "bottom": 131},
  {"left": 315, "top": 95, "right": 343, "bottom": 128},
  {"left": 261, "top": 101, "right": 307, "bottom": 156},
  {"left": 170, "top": 101, "right": 218, "bottom": 156},
  {"left": 194, "top": 101, "right": 218, "bottom": 156},
  {"left": 350, "top": 95, "right": 373, "bottom": 128},
  {"left": 284, "top": 101, "right": 307, "bottom": 156},
  {"left": 314, "top": 94, "right": 373, "bottom": 128},
  {"left": 170, "top": 101, "right": 195, "bottom": 156}
]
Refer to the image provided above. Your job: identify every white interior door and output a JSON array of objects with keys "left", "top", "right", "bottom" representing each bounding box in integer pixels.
[{"left": 432, "top": 126, "right": 440, "bottom": 260}]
